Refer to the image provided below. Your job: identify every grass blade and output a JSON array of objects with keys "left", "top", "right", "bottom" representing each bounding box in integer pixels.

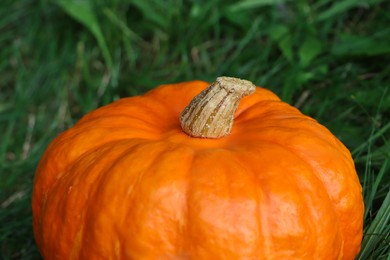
[
  {"left": 228, "top": 0, "right": 288, "bottom": 11},
  {"left": 358, "top": 190, "right": 390, "bottom": 259},
  {"left": 55, "top": 0, "right": 113, "bottom": 70},
  {"left": 317, "top": 0, "right": 388, "bottom": 22},
  {"left": 298, "top": 35, "right": 323, "bottom": 67},
  {"left": 364, "top": 159, "right": 389, "bottom": 220},
  {"left": 332, "top": 30, "right": 390, "bottom": 56}
]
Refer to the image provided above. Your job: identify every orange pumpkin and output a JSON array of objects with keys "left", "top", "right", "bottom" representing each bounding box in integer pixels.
[{"left": 32, "top": 77, "right": 364, "bottom": 259}]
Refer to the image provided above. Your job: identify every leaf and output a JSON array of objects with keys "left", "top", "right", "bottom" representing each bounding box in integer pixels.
[
  {"left": 228, "top": 0, "right": 288, "bottom": 12},
  {"left": 102, "top": 8, "right": 143, "bottom": 42},
  {"left": 55, "top": 0, "right": 113, "bottom": 70},
  {"left": 298, "top": 35, "right": 322, "bottom": 67},
  {"left": 269, "top": 25, "right": 293, "bottom": 62},
  {"left": 353, "top": 89, "right": 390, "bottom": 110},
  {"left": 130, "top": 0, "right": 169, "bottom": 29},
  {"left": 317, "top": 0, "right": 365, "bottom": 21},
  {"left": 222, "top": 8, "right": 253, "bottom": 29},
  {"left": 317, "top": 0, "right": 389, "bottom": 21},
  {"left": 332, "top": 32, "right": 390, "bottom": 56}
]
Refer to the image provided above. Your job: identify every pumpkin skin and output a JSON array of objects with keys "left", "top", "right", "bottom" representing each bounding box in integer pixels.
[{"left": 32, "top": 80, "right": 364, "bottom": 259}]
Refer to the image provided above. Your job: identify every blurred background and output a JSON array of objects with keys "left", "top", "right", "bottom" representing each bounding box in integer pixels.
[{"left": 1, "top": 0, "right": 389, "bottom": 258}]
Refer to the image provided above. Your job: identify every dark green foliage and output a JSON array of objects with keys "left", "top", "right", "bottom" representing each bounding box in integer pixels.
[{"left": 0, "top": 0, "right": 389, "bottom": 258}]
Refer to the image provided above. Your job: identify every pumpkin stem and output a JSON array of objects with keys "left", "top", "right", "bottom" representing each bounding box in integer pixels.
[{"left": 180, "top": 76, "right": 256, "bottom": 138}]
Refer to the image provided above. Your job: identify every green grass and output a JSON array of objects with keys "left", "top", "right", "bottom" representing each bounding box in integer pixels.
[{"left": 1, "top": 0, "right": 389, "bottom": 258}]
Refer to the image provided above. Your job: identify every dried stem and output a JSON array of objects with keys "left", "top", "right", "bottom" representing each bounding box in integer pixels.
[{"left": 180, "top": 76, "right": 256, "bottom": 138}]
